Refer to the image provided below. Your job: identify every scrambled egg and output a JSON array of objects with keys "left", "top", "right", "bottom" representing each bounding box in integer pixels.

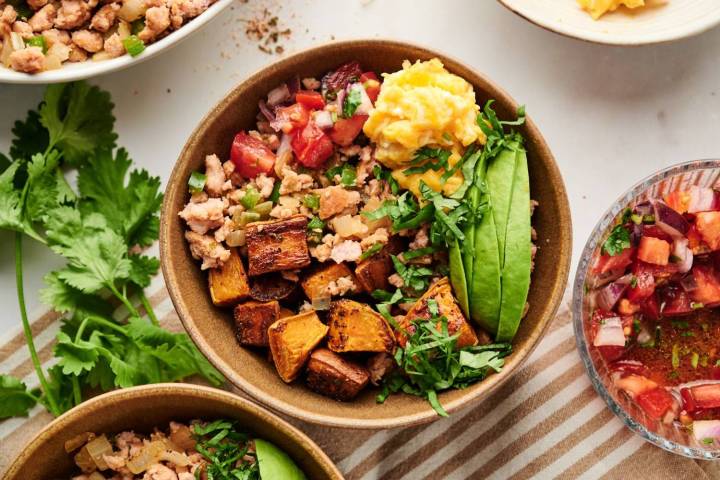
[
  {"left": 577, "top": 0, "right": 645, "bottom": 19},
  {"left": 363, "top": 58, "right": 484, "bottom": 196}
]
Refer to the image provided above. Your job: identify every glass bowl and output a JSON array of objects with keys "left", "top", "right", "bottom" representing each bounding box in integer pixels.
[{"left": 572, "top": 159, "right": 720, "bottom": 460}]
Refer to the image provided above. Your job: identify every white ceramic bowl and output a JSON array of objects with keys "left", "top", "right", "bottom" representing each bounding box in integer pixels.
[
  {"left": 0, "top": 0, "right": 232, "bottom": 84},
  {"left": 499, "top": 0, "right": 720, "bottom": 45}
]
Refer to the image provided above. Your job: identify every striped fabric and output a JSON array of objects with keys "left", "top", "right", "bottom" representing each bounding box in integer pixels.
[{"left": 1, "top": 280, "right": 718, "bottom": 479}]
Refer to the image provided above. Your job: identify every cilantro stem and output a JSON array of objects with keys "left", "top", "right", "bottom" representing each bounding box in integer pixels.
[
  {"left": 15, "top": 232, "right": 60, "bottom": 416},
  {"left": 108, "top": 284, "right": 141, "bottom": 318},
  {"left": 139, "top": 291, "right": 159, "bottom": 326},
  {"left": 71, "top": 376, "right": 81, "bottom": 406}
]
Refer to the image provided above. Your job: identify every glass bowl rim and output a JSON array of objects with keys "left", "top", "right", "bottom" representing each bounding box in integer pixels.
[{"left": 572, "top": 158, "right": 720, "bottom": 460}]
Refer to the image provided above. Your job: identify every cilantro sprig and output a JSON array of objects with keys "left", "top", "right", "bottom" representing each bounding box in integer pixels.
[
  {"left": 377, "top": 313, "right": 512, "bottom": 416},
  {"left": 602, "top": 224, "right": 631, "bottom": 256},
  {"left": 0, "top": 82, "right": 222, "bottom": 420},
  {"left": 193, "top": 420, "right": 260, "bottom": 480}
]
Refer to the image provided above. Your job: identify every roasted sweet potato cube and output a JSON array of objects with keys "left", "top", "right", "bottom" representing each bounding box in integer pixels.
[
  {"left": 327, "top": 299, "right": 395, "bottom": 353},
  {"left": 306, "top": 348, "right": 370, "bottom": 401},
  {"left": 301, "top": 263, "right": 356, "bottom": 299},
  {"left": 268, "top": 310, "right": 328, "bottom": 382},
  {"left": 279, "top": 307, "right": 296, "bottom": 319},
  {"left": 354, "top": 237, "right": 404, "bottom": 293},
  {"left": 398, "top": 277, "right": 479, "bottom": 349},
  {"left": 233, "top": 300, "right": 279, "bottom": 347},
  {"left": 250, "top": 273, "right": 298, "bottom": 302},
  {"left": 208, "top": 248, "right": 250, "bottom": 306},
  {"left": 245, "top": 215, "right": 311, "bottom": 276}
]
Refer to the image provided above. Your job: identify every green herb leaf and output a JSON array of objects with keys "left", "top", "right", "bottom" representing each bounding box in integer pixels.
[
  {"left": 0, "top": 375, "right": 38, "bottom": 419},
  {"left": 188, "top": 171, "right": 207, "bottom": 194},
  {"left": 360, "top": 242, "right": 383, "bottom": 261},
  {"left": 602, "top": 225, "right": 631, "bottom": 256},
  {"left": 303, "top": 193, "right": 320, "bottom": 211},
  {"left": 122, "top": 35, "right": 146, "bottom": 57},
  {"left": 39, "top": 82, "right": 117, "bottom": 166},
  {"left": 343, "top": 85, "right": 363, "bottom": 118}
]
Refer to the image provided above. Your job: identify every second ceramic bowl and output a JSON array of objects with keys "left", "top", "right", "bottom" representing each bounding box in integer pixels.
[{"left": 160, "top": 39, "right": 572, "bottom": 428}]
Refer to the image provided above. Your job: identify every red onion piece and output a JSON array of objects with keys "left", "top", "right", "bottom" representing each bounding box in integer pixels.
[
  {"left": 350, "top": 83, "right": 374, "bottom": 116},
  {"left": 673, "top": 238, "right": 693, "bottom": 273},
  {"left": 654, "top": 200, "right": 689, "bottom": 239},
  {"left": 267, "top": 83, "right": 291, "bottom": 107},
  {"left": 597, "top": 279, "right": 629, "bottom": 311},
  {"left": 588, "top": 267, "right": 626, "bottom": 289},
  {"left": 688, "top": 186, "right": 718, "bottom": 213},
  {"left": 680, "top": 272, "right": 698, "bottom": 292},
  {"left": 258, "top": 100, "right": 275, "bottom": 122},
  {"left": 634, "top": 201, "right": 653, "bottom": 217},
  {"left": 593, "top": 317, "right": 626, "bottom": 347}
]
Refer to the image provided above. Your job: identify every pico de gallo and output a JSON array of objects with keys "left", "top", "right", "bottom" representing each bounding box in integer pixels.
[{"left": 588, "top": 186, "right": 720, "bottom": 448}]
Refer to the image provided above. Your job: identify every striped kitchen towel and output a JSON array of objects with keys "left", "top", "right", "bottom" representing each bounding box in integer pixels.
[{"left": 0, "top": 278, "right": 717, "bottom": 479}]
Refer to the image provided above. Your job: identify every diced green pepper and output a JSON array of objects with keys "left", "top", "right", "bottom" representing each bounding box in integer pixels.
[
  {"left": 188, "top": 171, "right": 206, "bottom": 194},
  {"left": 122, "top": 35, "right": 145, "bottom": 57},
  {"left": 240, "top": 186, "right": 261, "bottom": 209},
  {"left": 25, "top": 35, "right": 47, "bottom": 54},
  {"left": 252, "top": 200, "right": 273, "bottom": 217},
  {"left": 303, "top": 194, "right": 320, "bottom": 211}
]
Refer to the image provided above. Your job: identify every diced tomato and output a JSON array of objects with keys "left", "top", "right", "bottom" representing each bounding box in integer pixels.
[
  {"left": 615, "top": 374, "right": 658, "bottom": 398},
  {"left": 689, "top": 265, "right": 720, "bottom": 306},
  {"left": 598, "top": 346, "right": 626, "bottom": 362},
  {"left": 687, "top": 224, "right": 706, "bottom": 252},
  {"left": 681, "top": 384, "right": 720, "bottom": 413},
  {"left": 610, "top": 360, "right": 651, "bottom": 377},
  {"left": 639, "top": 293, "right": 660, "bottom": 320},
  {"left": 295, "top": 91, "right": 325, "bottom": 110},
  {"left": 230, "top": 132, "right": 276, "bottom": 178},
  {"left": 592, "top": 248, "right": 634, "bottom": 275},
  {"left": 665, "top": 190, "right": 691, "bottom": 214},
  {"left": 695, "top": 211, "right": 720, "bottom": 250},
  {"left": 636, "top": 388, "right": 675, "bottom": 420},
  {"left": 712, "top": 366, "right": 720, "bottom": 381},
  {"left": 642, "top": 225, "right": 674, "bottom": 243},
  {"left": 627, "top": 262, "right": 656, "bottom": 302},
  {"left": 360, "top": 72, "right": 381, "bottom": 103},
  {"left": 638, "top": 236, "right": 671, "bottom": 266},
  {"left": 660, "top": 286, "right": 694, "bottom": 316},
  {"left": 291, "top": 122, "right": 334, "bottom": 168},
  {"left": 329, "top": 114, "right": 369, "bottom": 147},
  {"left": 272, "top": 103, "right": 310, "bottom": 133}
]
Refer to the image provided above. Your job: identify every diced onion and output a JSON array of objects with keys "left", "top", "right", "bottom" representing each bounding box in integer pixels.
[
  {"left": 654, "top": 200, "right": 689, "bottom": 239},
  {"left": 673, "top": 238, "right": 693, "bottom": 273},
  {"left": 118, "top": 0, "right": 147, "bottom": 22},
  {"left": 65, "top": 432, "right": 95, "bottom": 453},
  {"left": 313, "top": 110, "right": 334, "bottom": 130},
  {"left": 85, "top": 435, "right": 113, "bottom": 470},
  {"left": 688, "top": 186, "right": 717, "bottom": 213},
  {"left": 593, "top": 317, "right": 626, "bottom": 347},
  {"left": 350, "top": 83, "right": 374, "bottom": 116},
  {"left": 126, "top": 440, "right": 165, "bottom": 474},
  {"left": 225, "top": 229, "right": 246, "bottom": 247},
  {"left": 267, "top": 83, "right": 291, "bottom": 107},
  {"left": 274, "top": 133, "right": 293, "bottom": 178},
  {"left": 693, "top": 420, "right": 720, "bottom": 444},
  {"left": 596, "top": 278, "right": 629, "bottom": 311}
]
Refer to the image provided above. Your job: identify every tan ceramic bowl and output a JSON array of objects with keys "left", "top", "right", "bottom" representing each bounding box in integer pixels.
[
  {"left": 4, "top": 384, "right": 342, "bottom": 479},
  {"left": 160, "top": 39, "right": 572, "bottom": 429}
]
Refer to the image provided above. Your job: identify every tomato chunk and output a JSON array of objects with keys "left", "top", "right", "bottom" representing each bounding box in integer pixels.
[
  {"left": 695, "top": 211, "right": 720, "bottom": 250},
  {"left": 681, "top": 384, "right": 720, "bottom": 413},
  {"left": 271, "top": 103, "right": 310, "bottom": 134},
  {"left": 291, "top": 122, "right": 334, "bottom": 168},
  {"left": 329, "top": 114, "right": 369, "bottom": 147},
  {"left": 230, "top": 132, "right": 276, "bottom": 178},
  {"left": 689, "top": 265, "right": 720, "bottom": 306},
  {"left": 615, "top": 374, "right": 658, "bottom": 398},
  {"left": 627, "top": 262, "right": 655, "bottom": 302},
  {"left": 638, "top": 236, "right": 670, "bottom": 266},
  {"left": 639, "top": 293, "right": 660, "bottom": 320},
  {"left": 592, "top": 248, "right": 634, "bottom": 275},
  {"left": 360, "top": 72, "right": 381, "bottom": 103},
  {"left": 636, "top": 388, "right": 675, "bottom": 420},
  {"left": 660, "top": 286, "right": 693, "bottom": 316},
  {"left": 295, "top": 91, "right": 325, "bottom": 110}
]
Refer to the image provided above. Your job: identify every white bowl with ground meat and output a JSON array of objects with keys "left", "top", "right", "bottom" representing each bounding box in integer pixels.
[{"left": 0, "top": 0, "right": 231, "bottom": 83}]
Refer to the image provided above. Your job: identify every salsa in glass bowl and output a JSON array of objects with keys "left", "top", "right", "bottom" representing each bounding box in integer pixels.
[{"left": 574, "top": 160, "right": 720, "bottom": 459}]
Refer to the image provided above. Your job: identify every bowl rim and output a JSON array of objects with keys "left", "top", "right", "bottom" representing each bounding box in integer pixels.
[
  {"left": 572, "top": 158, "right": 720, "bottom": 460},
  {"left": 160, "top": 37, "right": 573, "bottom": 429},
  {"left": 0, "top": 0, "right": 232, "bottom": 85},
  {"left": 3, "top": 383, "right": 344, "bottom": 479},
  {"left": 497, "top": 0, "right": 720, "bottom": 46}
]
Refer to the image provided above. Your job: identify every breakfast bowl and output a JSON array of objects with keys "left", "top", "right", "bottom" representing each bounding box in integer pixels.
[
  {"left": 3, "top": 383, "right": 343, "bottom": 479},
  {"left": 160, "top": 39, "right": 572, "bottom": 429},
  {"left": 498, "top": 0, "right": 720, "bottom": 46},
  {"left": 573, "top": 160, "right": 720, "bottom": 459},
  {"left": 0, "top": 0, "right": 231, "bottom": 84}
]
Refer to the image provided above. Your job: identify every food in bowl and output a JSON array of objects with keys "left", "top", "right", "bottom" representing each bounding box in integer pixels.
[
  {"left": 576, "top": 0, "right": 668, "bottom": 20},
  {"left": 66, "top": 418, "right": 306, "bottom": 479},
  {"left": 179, "top": 58, "right": 536, "bottom": 415},
  {"left": 0, "top": 0, "right": 216, "bottom": 74},
  {"left": 585, "top": 187, "right": 720, "bottom": 447}
]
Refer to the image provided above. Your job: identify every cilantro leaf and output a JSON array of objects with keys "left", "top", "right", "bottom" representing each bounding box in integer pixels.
[
  {"left": 403, "top": 147, "right": 451, "bottom": 176},
  {"left": 0, "top": 375, "right": 38, "bottom": 419},
  {"left": 40, "top": 82, "right": 117, "bottom": 166},
  {"left": 54, "top": 331, "right": 99, "bottom": 376},
  {"left": 78, "top": 148, "right": 162, "bottom": 247},
  {"left": 128, "top": 254, "right": 160, "bottom": 288},
  {"left": 602, "top": 225, "right": 631, "bottom": 256},
  {"left": 343, "top": 85, "right": 363, "bottom": 118},
  {"left": 40, "top": 271, "right": 113, "bottom": 317},
  {"left": 390, "top": 255, "right": 433, "bottom": 292},
  {"left": 10, "top": 107, "right": 49, "bottom": 161},
  {"left": 0, "top": 161, "right": 28, "bottom": 235}
]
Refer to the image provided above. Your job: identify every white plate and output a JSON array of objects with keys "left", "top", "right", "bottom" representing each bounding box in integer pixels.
[
  {"left": 0, "top": 0, "right": 232, "bottom": 84},
  {"left": 499, "top": 0, "right": 720, "bottom": 45}
]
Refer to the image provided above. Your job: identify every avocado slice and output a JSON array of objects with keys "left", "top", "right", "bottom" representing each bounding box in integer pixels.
[{"left": 255, "top": 438, "right": 306, "bottom": 480}]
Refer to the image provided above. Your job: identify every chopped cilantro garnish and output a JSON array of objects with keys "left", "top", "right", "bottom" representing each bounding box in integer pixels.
[
  {"left": 402, "top": 246, "right": 436, "bottom": 261},
  {"left": 343, "top": 85, "right": 363, "bottom": 118},
  {"left": 390, "top": 255, "right": 433, "bottom": 292},
  {"left": 303, "top": 193, "right": 320, "bottom": 211},
  {"left": 602, "top": 225, "right": 631, "bottom": 256},
  {"left": 402, "top": 147, "right": 451, "bottom": 176},
  {"left": 192, "top": 420, "right": 259, "bottom": 479},
  {"left": 630, "top": 276, "right": 638, "bottom": 288},
  {"left": 359, "top": 242, "right": 383, "bottom": 261},
  {"left": 372, "top": 165, "right": 399, "bottom": 195},
  {"left": 703, "top": 438, "right": 715, "bottom": 445},
  {"left": 690, "top": 302, "right": 704, "bottom": 310},
  {"left": 269, "top": 180, "right": 281, "bottom": 203},
  {"left": 340, "top": 163, "right": 356, "bottom": 187}
]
